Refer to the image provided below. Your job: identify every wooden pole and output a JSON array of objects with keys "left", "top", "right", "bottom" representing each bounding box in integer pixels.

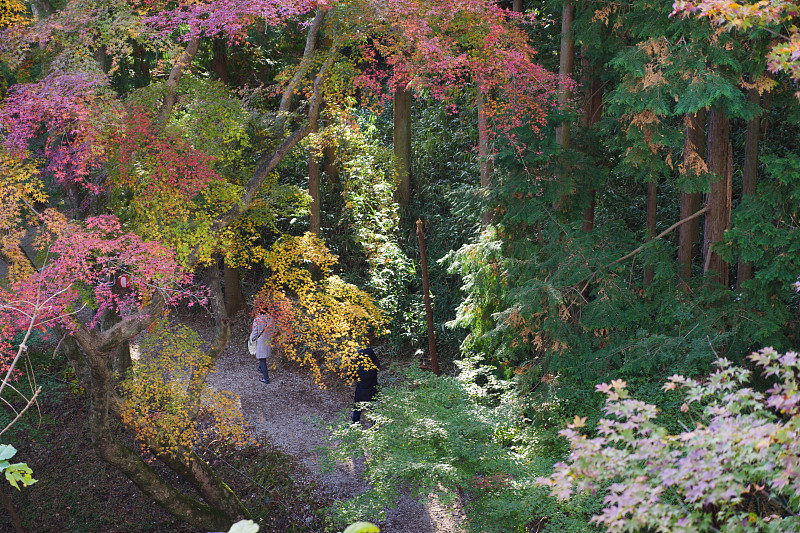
[{"left": 416, "top": 219, "right": 440, "bottom": 376}]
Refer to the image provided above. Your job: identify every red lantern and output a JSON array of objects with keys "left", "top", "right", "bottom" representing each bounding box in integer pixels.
[{"left": 117, "top": 274, "right": 130, "bottom": 289}]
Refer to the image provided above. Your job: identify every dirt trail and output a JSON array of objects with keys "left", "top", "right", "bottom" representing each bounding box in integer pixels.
[{"left": 204, "top": 317, "right": 468, "bottom": 533}]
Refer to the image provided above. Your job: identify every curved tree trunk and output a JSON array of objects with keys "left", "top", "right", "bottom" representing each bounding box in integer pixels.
[
  {"left": 152, "top": 444, "right": 248, "bottom": 523},
  {"left": 75, "top": 325, "right": 234, "bottom": 531},
  {"left": 65, "top": 280, "right": 245, "bottom": 531}
]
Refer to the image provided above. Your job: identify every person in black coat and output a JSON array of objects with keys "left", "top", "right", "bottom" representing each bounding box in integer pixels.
[{"left": 352, "top": 346, "right": 380, "bottom": 423}]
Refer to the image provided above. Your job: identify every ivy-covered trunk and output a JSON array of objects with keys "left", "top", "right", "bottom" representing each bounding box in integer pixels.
[{"left": 393, "top": 85, "right": 412, "bottom": 211}]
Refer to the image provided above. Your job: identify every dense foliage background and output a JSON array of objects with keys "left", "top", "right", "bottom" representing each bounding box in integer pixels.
[{"left": 2, "top": 0, "right": 800, "bottom": 531}]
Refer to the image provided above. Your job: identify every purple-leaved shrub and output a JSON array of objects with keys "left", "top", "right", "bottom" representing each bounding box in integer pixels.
[{"left": 538, "top": 347, "right": 800, "bottom": 532}]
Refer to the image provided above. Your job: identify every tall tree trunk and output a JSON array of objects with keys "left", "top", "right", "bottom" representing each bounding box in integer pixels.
[
  {"left": 581, "top": 63, "right": 602, "bottom": 233},
  {"left": 133, "top": 44, "right": 151, "bottom": 86},
  {"left": 309, "top": 115, "right": 321, "bottom": 236},
  {"left": 678, "top": 109, "right": 706, "bottom": 282},
  {"left": 477, "top": 91, "right": 493, "bottom": 227},
  {"left": 512, "top": 0, "right": 523, "bottom": 12},
  {"left": 416, "top": 219, "right": 440, "bottom": 376},
  {"left": 644, "top": 180, "right": 657, "bottom": 287},
  {"left": 555, "top": 0, "right": 574, "bottom": 212},
  {"left": 736, "top": 88, "right": 762, "bottom": 290},
  {"left": 703, "top": 108, "right": 731, "bottom": 286},
  {"left": 223, "top": 262, "right": 245, "bottom": 316},
  {"left": 555, "top": 0, "right": 574, "bottom": 151},
  {"left": 323, "top": 143, "right": 339, "bottom": 185},
  {"left": 212, "top": 39, "right": 229, "bottom": 84},
  {"left": 394, "top": 85, "right": 412, "bottom": 211}
]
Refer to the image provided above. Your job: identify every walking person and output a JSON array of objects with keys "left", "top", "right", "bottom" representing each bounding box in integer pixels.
[
  {"left": 250, "top": 312, "right": 274, "bottom": 384},
  {"left": 352, "top": 344, "right": 380, "bottom": 423}
]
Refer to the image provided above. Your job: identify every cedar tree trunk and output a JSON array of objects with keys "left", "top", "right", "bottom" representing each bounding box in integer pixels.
[
  {"left": 644, "top": 180, "right": 657, "bottom": 287},
  {"left": 581, "top": 65, "right": 602, "bottom": 233},
  {"left": 678, "top": 110, "right": 706, "bottom": 281},
  {"left": 703, "top": 107, "right": 731, "bottom": 286},
  {"left": 736, "top": 88, "right": 762, "bottom": 290},
  {"left": 555, "top": 0, "right": 574, "bottom": 212}
]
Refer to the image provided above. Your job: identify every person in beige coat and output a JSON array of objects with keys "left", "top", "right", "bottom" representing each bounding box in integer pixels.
[{"left": 250, "top": 313, "right": 274, "bottom": 384}]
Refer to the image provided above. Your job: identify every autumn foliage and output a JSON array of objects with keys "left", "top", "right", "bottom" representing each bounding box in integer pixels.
[
  {"left": 255, "top": 233, "right": 385, "bottom": 386},
  {"left": 0, "top": 211, "right": 195, "bottom": 367},
  {"left": 121, "top": 320, "right": 252, "bottom": 456},
  {"left": 539, "top": 348, "right": 800, "bottom": 532}
]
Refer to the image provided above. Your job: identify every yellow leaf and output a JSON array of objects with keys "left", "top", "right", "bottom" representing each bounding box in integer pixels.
[{"left": 343, "top": 522, "right": 380, "bottom": 533}]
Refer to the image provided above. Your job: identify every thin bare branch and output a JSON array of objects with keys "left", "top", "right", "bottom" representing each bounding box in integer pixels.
[
  {"left": 0, "top": 387, "right": 40, "bottom": 438},
  {"left": 580, "top": 206, "right": 710, "bottom": 294},
  {"left": 607, "top": 206, "right": 710, "bottom": 269}
]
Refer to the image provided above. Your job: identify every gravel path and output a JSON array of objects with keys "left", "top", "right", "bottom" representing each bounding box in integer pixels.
[{"left": 201, "top": 315, "right": 468, "bottom": 533}]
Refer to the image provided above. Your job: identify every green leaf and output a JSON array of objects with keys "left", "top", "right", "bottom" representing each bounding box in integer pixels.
[
  {"left": 0, "top": 445, "right": 17, "bottom": 462},
  {"left": 4, "top": 463, "right": 36, "bottom": 490}
]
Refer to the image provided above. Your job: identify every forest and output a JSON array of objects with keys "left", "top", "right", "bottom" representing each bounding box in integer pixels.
[{"left": 1, "top": 0, "right": 800, "bottom": 531}]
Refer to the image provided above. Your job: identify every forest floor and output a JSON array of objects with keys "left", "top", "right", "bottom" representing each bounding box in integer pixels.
[{"left": 202, "top": 311, "right": 469, "bottom": 533}]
